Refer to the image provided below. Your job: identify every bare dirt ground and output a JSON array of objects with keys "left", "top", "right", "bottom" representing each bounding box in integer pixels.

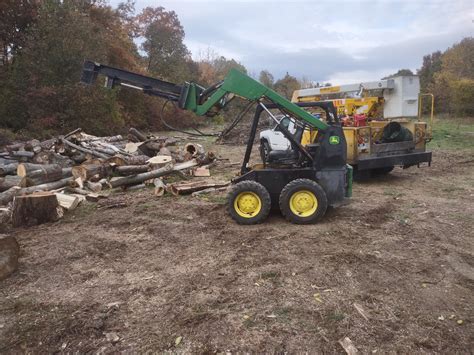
[{"left": 1, "top": 143, "right": 473, "bottom": 353}]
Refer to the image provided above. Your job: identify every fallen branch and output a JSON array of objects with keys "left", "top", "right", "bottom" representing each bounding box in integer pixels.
[
  {"left": 109, "top": 159, "right": 197, "bottom": 189},
  {"left": 61, "top": 138, "right": 109, "bottom": 159}
]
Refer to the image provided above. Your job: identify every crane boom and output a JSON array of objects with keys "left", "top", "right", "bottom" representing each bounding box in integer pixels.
[{"left": 81, "top": 60, "right": 329, "bottom": 131}]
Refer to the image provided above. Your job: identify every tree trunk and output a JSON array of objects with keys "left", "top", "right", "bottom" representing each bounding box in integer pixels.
[
  {"left": 125, "top": 155, "right": 149, "bottom": 165},
  {"left": 0, "top": 175, "right": 22, "bottom": 192},
  {"left": 0, "top": 235, "right": 19, "bottom": 280},
  {"left": 12, "top": 192, "right": 60, "bottom": 227},
  {"left": 0, "top": 178, "right": 73, "bottom": 206},
  {"left": 109, "top": 159, "right": 197, "bottom": 188},
  {"left": 0, "top": 163, "right": 19, "bottom": 176},
  {"left": 17, "top": 164, "right": 63, "bottom": 187},
  {"left": 72, "top": 164, "right": 111, "bottom": 182},
  {"left": 115, "top": 165, "right": 150, "bottom": 175}
]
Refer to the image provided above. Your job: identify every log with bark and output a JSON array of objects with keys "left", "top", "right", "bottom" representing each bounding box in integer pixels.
[
  {"left": 115, "top": 165, "right": 150, "bottom": 175},
  {"left": 0, "top": 235, "right": 20, "bottom": 280},
  {"left": 12, "top": 192, "right": 60, "bottom": 227},
  {"left": 0, "top": 175, "right": 22, "bottom": 192},
  {"left": 17, "top": 163, "right": 63, "bottom": 187},
  {"left": 129, "top": 127, "right": 147, "bottom": 142},
  {"left": 72, "top": 163, "right": 111, "bottom": 182},
  {"left": 169, "top": 180, "right": 229, "bottom": 195},
  {"left": 0, "top": 162, "right": 19, "bottom": 176},
  {"left": 109, "top": 159, "right": 198, "bottom": 189},
  {"left": 125, "top": 155, "right": 149, "bottom": 166},
  {"left": 61, "top": 138, "right": 109, "bottom": 159},
  {"left": 0, "top": 178, "right": 73, "bottom": 206}
]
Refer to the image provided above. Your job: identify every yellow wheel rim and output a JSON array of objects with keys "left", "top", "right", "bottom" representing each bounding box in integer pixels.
[
  {"left": 234, "top": 191, "right": 262, "bottom": 218},
  {"left": 289, "top": 190, "right": 318, "bottom": 217}
]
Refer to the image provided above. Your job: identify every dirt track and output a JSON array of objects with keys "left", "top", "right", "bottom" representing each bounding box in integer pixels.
[{"left": 0, "top": 147, "right": 473, "bottom": 353}]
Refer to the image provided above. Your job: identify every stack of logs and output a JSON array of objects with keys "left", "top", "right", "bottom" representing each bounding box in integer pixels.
[{"left": 0, "top": 127, "right": 226, "bottom": 228}]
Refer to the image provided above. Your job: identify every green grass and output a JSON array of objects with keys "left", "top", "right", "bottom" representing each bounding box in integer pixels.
[{"left": 428, "top": 117, "right": 474, "bottom": 150}]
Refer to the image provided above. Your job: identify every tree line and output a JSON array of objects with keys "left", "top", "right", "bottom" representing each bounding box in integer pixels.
[{"left": 0, "top": 1, "right": 472, "bottom": 140}]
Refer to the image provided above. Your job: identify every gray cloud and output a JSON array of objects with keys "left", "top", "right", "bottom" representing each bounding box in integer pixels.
[{"left": 110, "top": 0, "right": 473, "bottom": 82}]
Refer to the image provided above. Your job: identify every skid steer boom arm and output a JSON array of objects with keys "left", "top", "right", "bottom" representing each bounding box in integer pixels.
[{"left": 81, "top": 60, "right": 329, "bottom": 131}]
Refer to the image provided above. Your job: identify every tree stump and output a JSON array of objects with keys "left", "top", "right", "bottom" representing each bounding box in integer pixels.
[
  {"left": 12, "top": 192, "right": 60, "bottom": 227},
  {"left": 0, "top": 235, "right": 20, "bottom": 280}
]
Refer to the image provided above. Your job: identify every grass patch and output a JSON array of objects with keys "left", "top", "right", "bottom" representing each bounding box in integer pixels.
[
  {"left": 383, "top": 188, "right": 404, "bottom": 198},
  {"left": 327, "top": 312, "right": 345, "bottom": 322},
  {"left": 428, "top": 117, "right": 474, "bottom": 150}
]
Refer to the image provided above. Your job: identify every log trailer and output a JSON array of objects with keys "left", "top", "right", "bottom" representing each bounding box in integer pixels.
[
  {"left": 81, "top": 60, "right": 352, "bottom": 224},
  {"left": 261, "top": 75, "right": 433, "bottom": 177}
]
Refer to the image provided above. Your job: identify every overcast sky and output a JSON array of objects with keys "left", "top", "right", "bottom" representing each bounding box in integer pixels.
[{"left": 110, "top": 0, "right": 473, "bottom": 84}]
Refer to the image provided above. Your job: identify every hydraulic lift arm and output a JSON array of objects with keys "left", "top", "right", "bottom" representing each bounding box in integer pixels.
[{"left": 81, "top": 60, "right": 329, "bottom": 131}]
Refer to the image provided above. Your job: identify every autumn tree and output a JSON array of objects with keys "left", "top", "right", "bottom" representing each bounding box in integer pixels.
[
  {"left": 0, "top": 0, "right": 38, "bottom": 68},
  {"left": 259, "top": 70, "right": 274, "bottom": 88},
  {"left": 274, "top": 72, "right": 301, "bottom": 99},
  {"left": 135, "top": 6, "right": 191, "bottom": 82}
]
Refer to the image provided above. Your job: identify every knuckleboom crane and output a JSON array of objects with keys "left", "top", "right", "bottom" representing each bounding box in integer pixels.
[{"left": 81, "top": 60, "right": 352, "bottom": 224}]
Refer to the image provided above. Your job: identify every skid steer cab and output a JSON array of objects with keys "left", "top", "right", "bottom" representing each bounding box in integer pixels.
[
  {"left": 227, "top": 102, "right": 351, "bottom": 225},
  {"left": 80, "top": 60, "right": 352, "bottom": 225}
]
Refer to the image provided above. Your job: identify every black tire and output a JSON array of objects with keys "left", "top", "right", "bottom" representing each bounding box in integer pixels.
[
  {"left": 227, "top": 181, "right": 271, "bottom": 225},
  {"left": 279, "top": 179, "right": 328, "bottom": 224},
  {"left": 259, "top": 140, "right": 271, "bottom": 162},
  {"left": 371, "top": 166, "right": 394, "bottom": 175}
]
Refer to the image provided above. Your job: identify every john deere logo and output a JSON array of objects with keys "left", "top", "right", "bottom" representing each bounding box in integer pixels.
[{"left": 329, "top": 136, "right": 340, "bottom": 145}]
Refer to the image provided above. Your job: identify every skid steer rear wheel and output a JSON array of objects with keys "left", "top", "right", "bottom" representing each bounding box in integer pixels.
[
  {"left": 227, "top": 181, "right": 271, "bottom": 225},
  {"left": 279, "top": 179, "right": 327, "bottom": 224}
]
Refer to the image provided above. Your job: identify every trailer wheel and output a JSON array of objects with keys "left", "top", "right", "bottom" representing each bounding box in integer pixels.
[
  {"left": 279, "top": 179, "right": 327, "bottom": 224},
  {"left": 227, "top": 181, "right": 271, "bottom": 225}
]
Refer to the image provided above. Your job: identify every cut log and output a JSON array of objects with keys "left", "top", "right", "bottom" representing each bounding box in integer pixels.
[
  {"left": 169, "top": 180, "right": 229, "bottom": 196},
  {"left": 125, "top": 155, "right": 149, "bottom": 166},
  {"left": 85, "top": 181, "right": 102, "bottom": 193},
  {"left": 72, "top": 164, "right": 111, "bottom": 181},
  {"left": 115, "top": 165, "right": 149, "bottom": 175},
  {"left": 11, "top": 150, "right": 34, "bottom": 159},
  {"left": 109, "top": 159, "right": 198, "bottom": 189},
  {"left": 106, "top": 155, "right": 127, "bottom": 167},
  {"left": 32, "top": 151, "right": 73, "bottom": 167},
  {"left": 124, "top": 142, "right": 141, "bottom": 153},
  {"left": 0, "top": 175, "right": 22, "bottom": 192},
  {"left": 185, "top": 143, "right": 205, "bottom": 157},
  {"left": 17, "top": 163, "right": 59, "bottom": 177},
  {"left": 129, "top": 127, "right": 147, "bottom": 141},
  {"left": 18, "top": 164, "right": 63, "bottom": 187},
  {"left": 55, "top": 193, "right": 81, "bottom": 210},
  {"left": 147, "top": 155, "right": 172, "bottom": 169},
  {"left": 0, "top": 163, "right": 19, "bottom": 176},
  {"left": 24, "top": 139, "right": 41, "bottom": 153},
  {"left": 0, "top": 178, "right": 73, "bottom": 206},
  {"left": 6, "top": 143, "right": 23, "bottom": 152},
  {"left": 12, "top": 192, "right": 60, "bottom": 227},
  {"left": 153, "top": 178, "right": 165, "bottom": 196},
  {"left": 0, "top": 235, "right": 19, "bottom": 280}
]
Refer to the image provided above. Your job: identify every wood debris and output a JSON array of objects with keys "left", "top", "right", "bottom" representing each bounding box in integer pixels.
[{"left": 0, "top": 127, "right": 221, "bottom": 228}]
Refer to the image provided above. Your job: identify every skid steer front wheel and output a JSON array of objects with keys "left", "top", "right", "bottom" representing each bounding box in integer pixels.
[
  {"left": 227, "top": 181, "right": 271, "bottom": 225},
  {"left": 279, "top": 179, "right": 328, "bottom": 224}
]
